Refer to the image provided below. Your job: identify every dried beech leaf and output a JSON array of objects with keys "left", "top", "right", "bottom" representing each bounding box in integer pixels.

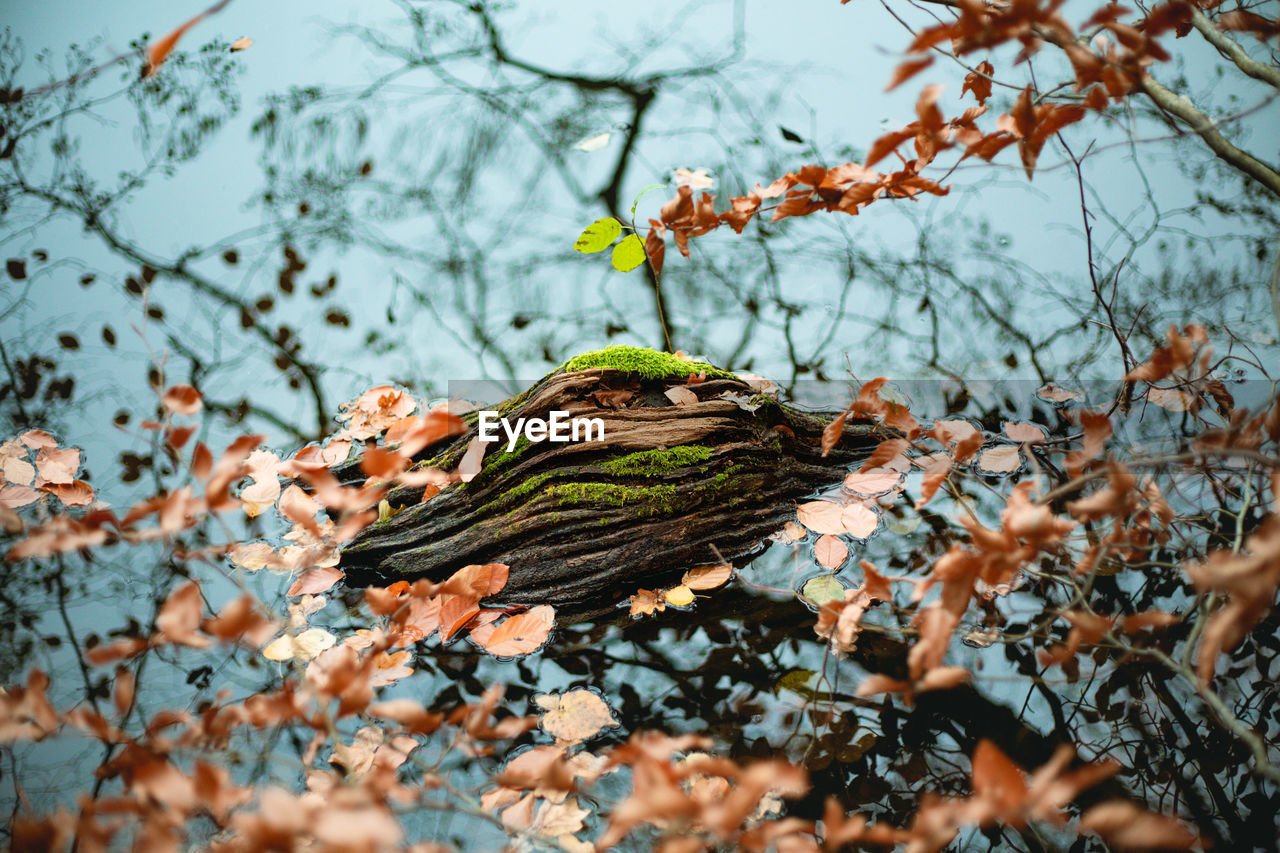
[
  {"left": 534, "top": 689, "right": 619, "bottom": 745},
  {"left": 479, "top": 605, "right": 555, "bottom": 656},
  {"left": 682, "top": 564, "right": 731, "bottom": 590},
  {"left": 814, "top": 534, "right": 848, "bottom": 569}
]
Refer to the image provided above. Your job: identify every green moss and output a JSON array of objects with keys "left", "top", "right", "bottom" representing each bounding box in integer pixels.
[
  {"left": 479, "top": 436, "right": 531, "bottom": 477},
  {"left": 560, "top": 346, "right": 735, "bottom": 380},
  {"left": 491, "top": 471, "right": 555, "bottom": 514},
  {"left": 545, "top": 481, "right": 682, "bottom": 516},
  {"left": 599, "top": 445, "right": 715, "bottom": 477}
]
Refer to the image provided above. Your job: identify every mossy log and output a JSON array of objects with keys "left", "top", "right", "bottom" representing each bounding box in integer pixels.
[{"left": 340, "top": 347, "right": 888, "bottom": 618}]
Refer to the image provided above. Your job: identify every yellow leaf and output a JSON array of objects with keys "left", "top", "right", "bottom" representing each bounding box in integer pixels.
[
  {"left": 573, "top": 218, "right": 622, "bottom": 253},
  {"left": 664, "top": 585, "right": 695, "bottom": 607},
  {"left": 611, "top": 233, "right": 646, "bottom": 272}
]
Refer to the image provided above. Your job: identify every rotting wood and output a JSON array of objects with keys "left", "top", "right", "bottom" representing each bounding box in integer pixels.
[{"left": 339, "top": 348, "right": 889, "bottom": 618}]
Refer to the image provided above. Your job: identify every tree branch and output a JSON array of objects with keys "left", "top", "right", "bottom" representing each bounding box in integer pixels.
[
  {"left": 1189, "top": 8, "right": 1280, "bottom": 92},
  {"left": 1138, "top": 73, "right": 1280, "bottom": 199}
]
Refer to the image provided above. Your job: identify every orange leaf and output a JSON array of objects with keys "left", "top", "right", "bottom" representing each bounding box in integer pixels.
[
  {"left": 144, "top": 0, "right": 234, "bottom": 78},
  {"left": 438, "top": 595, "right": 480, "bottom": 642},
  {"left": 645, "top": 220, "right": 666, "bottom": 277},
  {"left": 886, "top": 55, "right": 933, "bottom": 91},
  {"left": 821, "top": 410, "right": 849, "bottom": 458},
  {"left": 814, "top": 534, "right": 848, "bottom": 569},
  {"left": 682, "top": 563, "right": 732, "bottom": 590},
  {"left": 287, "top": 566, "right": 344, "bottom": 597},
  {"left": 479, "top": 605, "right": 555, "bottom": 656}
]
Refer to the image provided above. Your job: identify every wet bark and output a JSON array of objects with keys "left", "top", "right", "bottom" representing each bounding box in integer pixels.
[{"left": 339, "top": 365, "right": 889, "bottom": 618}]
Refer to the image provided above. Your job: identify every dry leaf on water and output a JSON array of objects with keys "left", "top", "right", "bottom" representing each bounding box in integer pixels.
[
  {"left": 534, "top": 689, "right": 619, "bottom": 745},
  {"left": 814, "top": 534, "right": 848, "bottom": 569},
  {"left": 682, "top": 563, "right": 731, "bottom": 590},
  {"left": 664, "top": 585, "right": 695, "bottom": 607},
  {"left": 978, "top": 446, "right": 1021, "bottom": 474},
  {"left": 263, "top": 628, "right": 336, "bottom": 662},
  {"left": 476, "top": 605, "right": 555, "bottom": 656}
]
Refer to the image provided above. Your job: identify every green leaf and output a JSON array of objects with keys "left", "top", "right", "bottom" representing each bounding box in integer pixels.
[
  {"left": 611, "top": 233, "right": 646, "bottom": 272},
  {"left": 801, "top": 574, "right": 846, "bottom": 606},
  {"left": 573, "top": 218, "right": 622, "bottom": 253}
]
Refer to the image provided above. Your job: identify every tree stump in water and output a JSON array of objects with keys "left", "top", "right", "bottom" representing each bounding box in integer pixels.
[{"left": 340, "top": 347, "right": 888, "bottom": 618}]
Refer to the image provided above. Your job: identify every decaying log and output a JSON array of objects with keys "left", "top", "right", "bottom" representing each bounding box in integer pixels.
[{"left": 339, "top": 347, "right": 888, "bottom": 617}]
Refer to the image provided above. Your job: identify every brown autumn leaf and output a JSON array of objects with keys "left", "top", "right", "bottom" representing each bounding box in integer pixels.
[
  {"left": 43, "top": 480, "right": 95, "bottom": 507},
  {"left": 664, "top": 386, "right": 699, "bottom": 406},
  {"left": 478, "top": 604, "right": 555, "bottom": 656},
  {"left": 962, "top": 60, "right": 995, "bottom": 104},
  {"left": 34, "top": 446, "right": 78, "bottom": 486},
  {"left": 978, "top": 445, "right": 1021, "bottom": 474},
  {"left": 441, "top": 563, "right": 509, "bottom": 598},
  {"left": 287, "top": 566, "right": 344, "bottom": 597},
  {"left": 162, "top": 384, "right": 202, "bottom": 415},
  {"left": 1003, "top": 422, "right": 1046, "bottom": 443},
  {"left": 336, "top": 385, "right": 417, "bottom": 440},
  {"left": 629, "top": 588, "right": 663, "bottom": 617},
  {"left": 797, "top": 500, "right": 844, "bottom": 535},
  {"left": 535, "top": 689, "right": 620, "bottom": 745},
  {"left": 645, "top": 220, "right": 666, "bottom": 277},
  {"left": 156, "top": 581, "right": 211, "bottom": 649},
  {"left": 821, "top": 411, "right": 848, "bottom": 458},
  {"left": 886, "top": 55, "right": 934, "bottom": 91},
  {"left": 438, "top": 595, "right": 481, "bottom": 642},
  {"left": 814, "top": 534, "right": 848, "bottom": 569},
  {"left": 915, "top": 455, "right": 953, "bottom": 509},
  {"left": 19, "top": 430, "right": 57, "bottom": 450},
  {"left": 1037, "top": 384, "right": 1083, "bottom": 404},
  {"left": 858, "top": 438, "right": 910, "bottom": 473},
  {"left": 0, "top": 484, "right": 41, "bottom": 509},
  {"left": 1146, "top": 387, "right": 1194, "bottom": 412},
  {"left": 844, "top": 466, "right": 901, "bottom": 496},
  {"left": 682, "top": 563, "right": 732, "bottom": 590}
]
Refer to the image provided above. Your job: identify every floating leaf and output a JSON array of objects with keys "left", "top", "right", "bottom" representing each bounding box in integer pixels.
[
  {"left": 611, "top": 234, "right": 647, "bottom": 272},
  {"left": 478, "top": 605, "right": 555, "bottom": 656},
  {"left": 682, "top": 563, "right": 731, "bottom": 590},
  {"left": 1147, "top": 387, "right": 1193, "bottom": 411},
  {"left": 573, "top": 218, "right": 622, "bottom": 254},
  {"left": 287, "top": 566, "right": 343, "bottom": 597},
  {"left": 1003, "top": 422, "right": 1046, "bottom": 443},
  {"left": 844, "top": 466, "right": 901, "bottom": 496},
  {"left": 841, "top": 503, "right": 879, "bottom": 538},
  {"left": 797, "top": 500, "right": 845, "bottom": 535},
  {"left": 628, "top": 589, "right": 662, "bottom": 617},
  {"left": 263, "top": 628, "right": 335, "bottom": 662},
  {"left": 1036, "top": 384, "right": 1082, "bottom": 404},
  {"left": 814, "top": 534, "right": 848, "bottom": 569},
  {"left": 802, "top": 574, "right": 846, "bottom": 606},
  {"left": 978, "top": 445, "right": 1022, "bottom": 474},
  {"left": 664, "top": 585, "right": 695, "bottom": 607},
  {"left": 534, "top": 689, "right": 619, "bottom": 745}
]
